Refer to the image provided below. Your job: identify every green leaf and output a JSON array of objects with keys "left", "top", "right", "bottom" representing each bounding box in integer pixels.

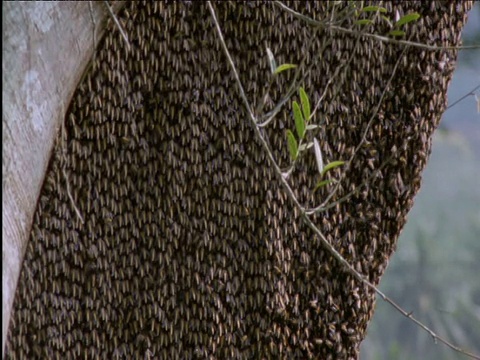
[
  {"left": 293, "top": 101, "right": 305, "bottom": 139},
  {"left": 274, "top": 64, "right": 297, "bottom": 74},
  {"left": 361, "top": 6, "right": 387, "bottom": 13},
  {"left": 395, "top": 13, "right": 420, "bottom": 27},
  {"left": 299, "top": 87, "right": 311, "bottom": 123},
  {"left": 388, "top": 29, "right": 406, "bottom": 37},
  {"left": 321, "top": 161, "right": 345, "bottom": 177},
  {"left": 321, "top": 160, "right": 345, "bottom": 177},
  {"left": 286, "top": 130, "right": 298, "bottom": 160},
  {"left": 355, "top": 19, "right": 374, "bottom": 25},
  {"left": 306, "top": 124, "right": 320, "bottom": 130},
  {"left": 314, "top": 179, "right": 334, "bottom": 192}
]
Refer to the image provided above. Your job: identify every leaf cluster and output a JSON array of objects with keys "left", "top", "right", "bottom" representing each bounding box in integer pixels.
[
  {"left": 353, "top": 4, "right": 421, "bottom": 37},
  {"left": 283, "top": 84, "right": 344, "bottom": 190}
]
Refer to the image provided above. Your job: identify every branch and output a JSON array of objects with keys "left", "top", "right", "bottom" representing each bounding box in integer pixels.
[
  {"left": 104, "top": 1, "right": 130, "bottom": 51},
  {"left": 60, "top": 111, "right": 85, "bottom": 225},
  {"left": 255, "top": 24, "right": 322, "bottom": 120},
  {"left": 207, "top": 2, "right": 480, "bottom": 359},
  {"left": 282, "top": 31, "right": 363, "bottom": 179},
  {"left": 262, "top": 7, "right": 364, "bottom": 178},
  {"left": 446, "top": 84, "right": 480, "bottom": 111},
  {"left": 274, "top": 1, "right": 480, "bottom": 52},
  {"left": 257, "top": 49, "right": 315, "bottom": 128},
  {"left": 207, "top": 2, "right": 305, "bottom": 211},
  {"left": 307, "top": 44, "right": 408, "bottom": 214},
  {"left": 313, "top": 156, "right": 394, "bottom": 214},
  {"left": 258, "top": 2, "right": 358, "bottom": 128}
]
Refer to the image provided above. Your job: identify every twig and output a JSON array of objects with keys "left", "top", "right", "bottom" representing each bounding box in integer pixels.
[
  {"left": 208, "top": 0, "right": 365, "bottom": 284},
  {"left": 308, "top": 45, "right": 408, "bottom": 214},
  {"left": 60, "top": 109, "right": 85, "bottom": 225},
  {"left": 281, "top": 35, "right": 360, "bottom": 179},
  {"left": 104, "top": 1, "right": 130, "bottom": 51},
  {"left": 264, "top": 6, "right": 368, "bottom": 178},
  {"left": 208, "top": 1, "right": 304, "bottom": 211},
  {"left": 273, "top": 1, "right": 480, "bottom": 52},
  {"left": 257, "top": 64, "right": 305, "bottom": 127},
  {"left": 257, "top": 54, "right": 318, "bottom": 128},
  {"left": 255, "top": 33, "right": 319, "bottom": 119},
  {"left": 311, "top": 156, "right": 394, "bottom": 214},
  {"left": 257, "top": 82, "right": 301, "bottom": 127},
  {"left": 62, "top": 169, "right": 85, "bottom": 225},
  {"left": 207, "top": 2, "right": 480, "bottom": 359},
  {"left": 446, "top": 84, "right": 480, "bottom": 110},
  {"left": 283, "top": 22, "right": 365, "bottom": 179},
  {"left": 258, "top": 4, "right": 348, "bottom": 128},
  {"left": 309, "top": 37, "right": 358, "bottom": 123}
]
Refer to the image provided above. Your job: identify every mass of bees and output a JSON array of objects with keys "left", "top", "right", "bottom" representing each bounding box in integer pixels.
[{"left": 5, "top": 1, "right": 470, "bottom": 359}]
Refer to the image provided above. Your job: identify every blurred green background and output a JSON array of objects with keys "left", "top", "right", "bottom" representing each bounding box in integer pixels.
[{"left": 361, "top": 4, "right": 480, "bottom": 360}]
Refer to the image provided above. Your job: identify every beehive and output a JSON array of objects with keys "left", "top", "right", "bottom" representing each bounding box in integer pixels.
[{"left": 5, "top": 1, "right": 471, "bottom": 359}]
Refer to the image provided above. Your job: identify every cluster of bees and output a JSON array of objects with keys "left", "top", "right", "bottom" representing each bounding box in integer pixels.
[{"left": 5, "top": 1, "right": 470, "bottom": 359}]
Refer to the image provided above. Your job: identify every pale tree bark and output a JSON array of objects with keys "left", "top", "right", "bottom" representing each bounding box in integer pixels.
[{"left": 2, "top": 2, "right": 124, "bottom": 354}]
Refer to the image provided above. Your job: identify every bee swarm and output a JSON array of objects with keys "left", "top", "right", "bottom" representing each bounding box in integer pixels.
[{"left": 5, "top": 1, "right": 471, "bottom": 359}]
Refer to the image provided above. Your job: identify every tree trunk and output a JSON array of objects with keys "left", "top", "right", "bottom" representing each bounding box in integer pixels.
[{"left": 2, "top": 2, "right": 124, "bottom": 354}]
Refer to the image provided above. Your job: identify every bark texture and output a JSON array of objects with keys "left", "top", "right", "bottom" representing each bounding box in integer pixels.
[{"left": 2, "top": 2, "right": 123, "bottom": 355}]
